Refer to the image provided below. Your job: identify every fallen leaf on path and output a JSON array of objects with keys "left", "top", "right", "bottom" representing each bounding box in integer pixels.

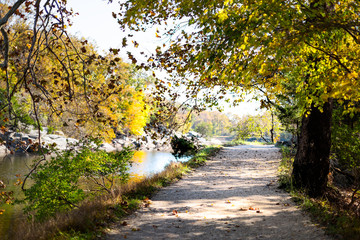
[
  {"left": 121, "top": 221, "right": 128, "bottom": 226},
  {"left": 249, "top": 207, "right": 254, "bottom": 210},
  {"left": 226, "top": 200, "right": 231, "bottom": 204},
  {"left": 172, "top": 210, "right": 178, "bottom": 215},
  {"left": 256, "top": 210, "right": 261, "bottom": 213}
]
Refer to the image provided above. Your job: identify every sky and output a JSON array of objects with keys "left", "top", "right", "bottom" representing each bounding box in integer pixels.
[{"left": 66, "top": 0, "right": 260, "bottom": 116}]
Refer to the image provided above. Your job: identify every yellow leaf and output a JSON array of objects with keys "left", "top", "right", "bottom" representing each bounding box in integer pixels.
[{"left": 217, "top": 9, "right": 228, "bottom": 22}]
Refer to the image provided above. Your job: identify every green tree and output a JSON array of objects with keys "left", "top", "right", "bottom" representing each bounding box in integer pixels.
[
  {"left": 116, "top": 0, "right": 360, "bottom": 196},
  {"left": 194, "top": 121, "right": 213, "bottom": 137},
  {"left": 232, "top": 111, "right": 280, "bottom": 142},
  {"left": 191, "top": 111, "right": 232, "bottom": 136}
]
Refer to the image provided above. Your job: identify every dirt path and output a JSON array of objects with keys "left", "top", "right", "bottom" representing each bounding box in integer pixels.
[{"left": 107, "top": 145, "right": 330, "bottom": 240}]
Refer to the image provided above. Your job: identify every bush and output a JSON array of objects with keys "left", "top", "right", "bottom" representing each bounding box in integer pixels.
[
  {"left": 170, "top": 135, "right": 199, "bottom": 159},
  {"left": 22, "top": 139, "right": 133, "bottom": 221}
]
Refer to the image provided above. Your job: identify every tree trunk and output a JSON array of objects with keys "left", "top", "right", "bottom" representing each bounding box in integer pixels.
[{"left": 292, "top": 101, "right": 333, "bottom": 197}]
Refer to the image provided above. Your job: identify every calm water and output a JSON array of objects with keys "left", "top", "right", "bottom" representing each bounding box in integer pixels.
[{"left": 0, "top": 151, "right": 188, "bottom": 238}]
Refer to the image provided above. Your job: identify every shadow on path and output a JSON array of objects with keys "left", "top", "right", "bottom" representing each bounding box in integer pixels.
[{"left": 107, "top": 145, "right": 330, "bottom": 240}]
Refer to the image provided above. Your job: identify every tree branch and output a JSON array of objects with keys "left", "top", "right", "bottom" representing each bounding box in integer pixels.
[
  {"left": 0, "top": 28, "right": 9, "bottom": 69},
  {"left": 0, "top": 0, "right": 26, "bottom": 28}
]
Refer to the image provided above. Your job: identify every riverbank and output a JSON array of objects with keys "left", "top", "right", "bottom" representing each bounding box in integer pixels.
[
  {"left": 0, "top": 127, "right": 174, "bottom": 155},
  {"left": 107, "top": 145, "right": 330, "bottom": 240},
  {"left": 0, "top": 128, "right": 226, "bottom": 155}
]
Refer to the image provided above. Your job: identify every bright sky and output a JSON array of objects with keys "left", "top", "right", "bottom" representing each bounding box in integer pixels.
[{"left": 66, "top": 0, "right": 260, "bottom": 116}]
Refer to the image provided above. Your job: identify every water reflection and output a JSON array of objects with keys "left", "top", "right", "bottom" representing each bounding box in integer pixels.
[
  {"left": 130, "top": 151, "right": 189, "bottom": 177},
  {"left": 0, "top": 154, "right": 36, "bottom": 239}
]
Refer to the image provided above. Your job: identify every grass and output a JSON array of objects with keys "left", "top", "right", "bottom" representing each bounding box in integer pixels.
[
  {"left": 9, "top": 146, "right": 221, "bottom": 240},
  {"left": 278, "top": 146, "right": 360, "bottom": 240}
]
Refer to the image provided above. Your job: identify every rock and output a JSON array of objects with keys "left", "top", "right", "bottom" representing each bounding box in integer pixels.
[
  {"left": 53, "top": 130, "right": 65, "bottom": 136},
  {"left": 0, "top": 144, "right": 9, "bottom": 155},
  {"left": 42, "top": 136, "right": 78, "bottom": 150},
  {"left": 21, "top": 137, "right": 29, "bottom": 142},
  {"left": 28, "top": 135, "right": 38, "bottom": 139},
  {"left": 46, "top": 134, "right": 62, "bottom": 140},
  {"left": 14, "top": 132, "right": 24, "bottom": 138},
  {"left": 99, "top": 143, "right": 116, "bottom": 152}
]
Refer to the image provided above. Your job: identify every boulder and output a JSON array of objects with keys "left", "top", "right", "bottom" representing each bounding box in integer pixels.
[
  {"left": 28, "top": 135, "right": 38, "bottom": 139},
  {"left": 46, "top": 134, "right": 62, "bottom": 140},
  {"left": 99, "top": 143, "right": 116, "bottom": 152},
  {"left": 0, "top": 144, "right": 9, "bottom": 155},
  {"left": 53, "top": 130, "right": 65, "bottom": 136},
  {"left": 42, "top": 136, "right": 78, "bottom": 150}
]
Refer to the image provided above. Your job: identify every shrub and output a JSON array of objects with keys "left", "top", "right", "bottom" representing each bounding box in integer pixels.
[
  {"left": 170, "top": 135, "right": 199, "bottom": 159},
  {"left": 22, "top": 139, "right": 133, "bottom": 221}
]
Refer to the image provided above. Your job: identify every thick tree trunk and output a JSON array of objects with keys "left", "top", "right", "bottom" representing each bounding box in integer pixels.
[{"left": 292, "top": 101, "right": 333, "bottom": 197}]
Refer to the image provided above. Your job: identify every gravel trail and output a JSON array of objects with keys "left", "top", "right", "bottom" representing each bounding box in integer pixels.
[{"left": 107, "top": 145, "right": 330, "bottom": 240}]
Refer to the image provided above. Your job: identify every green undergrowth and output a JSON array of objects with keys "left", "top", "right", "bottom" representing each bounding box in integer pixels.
[
  {"left": 11, "top": 146, "right": 221, "bottom": 240},
  {"left": 278, "top": 146, "right": 360, "bottom": 240}
]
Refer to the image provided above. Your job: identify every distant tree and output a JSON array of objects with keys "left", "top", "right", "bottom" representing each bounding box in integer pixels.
[
  {"left": 194, "top": 121, "right": 213, "bottom": 137},
  {"left": 191, "top": 111, "right": 232, "bottom": 136},
  {"left": 232, "top": 111, "right": 280, "bottom": 142}
]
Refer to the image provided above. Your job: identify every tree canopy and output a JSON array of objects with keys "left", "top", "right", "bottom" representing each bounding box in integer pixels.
[
  {"left": 117, "top": 0, "right": 360, "bottom": 115},
  {"left": 0, "top": 1, "right": 155, "bottom": 142},
  {"left": 116, "top": 0, "right": 360, "bottom": 196}
]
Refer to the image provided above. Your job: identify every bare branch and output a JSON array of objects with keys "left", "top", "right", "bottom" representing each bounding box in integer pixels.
[{"left": 0, "top": 0, "right": 26, "bottom": 28}]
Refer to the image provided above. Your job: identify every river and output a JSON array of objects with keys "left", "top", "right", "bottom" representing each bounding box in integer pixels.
[{"left": 0, "top": 151, "right": 188, "bottom": 238}]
